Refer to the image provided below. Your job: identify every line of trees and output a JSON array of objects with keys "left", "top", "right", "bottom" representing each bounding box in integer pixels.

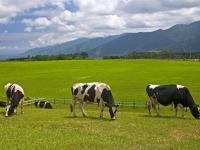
[
  {"left": 103, "top": 51, "right": 200, "bottom": 60},
  {"left": 5, "top": 51, "right": 200, "bottom": 61},
  {"left": 7, "top": 52, "right": 89, "bottom": 61}
]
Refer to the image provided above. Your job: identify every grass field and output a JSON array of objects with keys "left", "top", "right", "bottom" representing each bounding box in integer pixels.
[
  {"left": 0, "top": 105, "right": 200, "bottom": 150},
  {"left": 0, "top": 59, "right": 200, "bottom": 101},
  {"left": 0, "top": 59, "right": 200, "bottom": 150}
]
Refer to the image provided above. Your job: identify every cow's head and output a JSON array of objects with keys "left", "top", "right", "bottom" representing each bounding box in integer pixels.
[
  {"left": 5, "top": 103, "right": 15, "bottom": 117},
  {"left": 111, "top": 104, "right": 119, "bottom": 120},
  {"left": 190, "top": 105, "right": 200, "bottom": 119}
]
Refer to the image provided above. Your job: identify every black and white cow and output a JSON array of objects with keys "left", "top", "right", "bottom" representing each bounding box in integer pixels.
[
  {"left": 146, "top": 84, "right": 200, "bottom": 119},
  {"left": 0, "top": 101, "right": 6, "bottom": 107},
  {"left": 4, "top": 83, "right": 24, "bottom": 117},
  {"left": 34, "top": 100, "right": 53, "bottom": 109},
  {"left": 70, "top": 82, "right": 119, "bottom": 120}
]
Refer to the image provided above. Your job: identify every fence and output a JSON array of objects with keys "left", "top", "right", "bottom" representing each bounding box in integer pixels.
[{"left": 24, "top": 97, "right": 146, "bottom": 108}]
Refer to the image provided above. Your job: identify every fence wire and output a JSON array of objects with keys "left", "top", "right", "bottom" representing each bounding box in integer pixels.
[{"left": 24, "top": 97, "right": 146, "bottom": 108}]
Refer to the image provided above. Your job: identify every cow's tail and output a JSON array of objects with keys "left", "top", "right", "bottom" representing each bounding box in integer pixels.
[{"left": 70, "top": 87, "right": 74, "bottom": 112}]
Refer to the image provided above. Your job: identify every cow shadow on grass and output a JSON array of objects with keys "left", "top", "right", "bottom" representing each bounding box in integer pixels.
[
  {"left": 140, "top": 114, "right": 194, "bottom": 120},
  {"left": 64, "top": 115, "right": 111, "bottom": 121},
  {"left": 0, "top": 110, "right": 21, "bottom": 117},
  {"left": 0, "top": 111, "right": 17, "bottom": 117}
]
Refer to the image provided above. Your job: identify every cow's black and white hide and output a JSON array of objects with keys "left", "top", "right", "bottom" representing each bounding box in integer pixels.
[
  {"left": 70, "top": 82, "right": 119, "bottom": 120},
  {"left": 146, "top": 84, "right": 200, "bottom": 119},
  {"left": 4, "top": 83, "right": 24, "bottom": 117},
  {"left": 34, "top": 100, "right": 53, "bottom": 109}
]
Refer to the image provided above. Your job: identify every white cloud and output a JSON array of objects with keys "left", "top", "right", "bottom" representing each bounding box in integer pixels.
[
  {"left": 59, "top": 10, "right": 73, "bottom": 20},
  {"left": 74, "top": 0, "right": 119, "bottom": 14},
  {"left": 29, "top": 33, "right": 76, "bottom": 48},
  {"left": 0, "top": 0, "right": 70, "bottom": 23},
  {"left": 0, "top": 2, "right": 17, "bottom": 23},
  {"left": 22, "top": 17, "right": 51, "bottom": 28},
  {"left": 24, "top": 27, "right": 32, "bottom": 32},
  {"left": 2, "top": 0, "right": 200, "bottom": 51},
  {"left": 51, "top": 16, "right": 75, "bottom": 32},
  {"left": 83, "top": 15, "right": 126, "bottom": 30}
]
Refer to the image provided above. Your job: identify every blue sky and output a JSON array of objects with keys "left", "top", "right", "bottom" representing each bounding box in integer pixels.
[{"left": 1, "top": 0, "right": 200, "bottom": 54}]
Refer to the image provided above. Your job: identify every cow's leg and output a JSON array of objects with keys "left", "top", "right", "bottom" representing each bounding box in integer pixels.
[
  {"left": 20, "top": 98, "right": 24, "bottom": 114},
  {"left": 170, "top": 103, "right": 174, "bottom": 111},
  {"left": 174, "top": 107, "right": 177, "bottom": 117},
  {"left": 79, "top": 101, "right": 88, "bottom": 117},
  {"left": 185, "top": 107, "right": 188, "bottom": 112},
  {"left": 151, "top": 97, "right": 160, "bottom": 117},
  {"left": 174, "top": 104, "right": 178, "bottom": 117},
  {"left": 14, "top": 108, "right": 17, "bottom": 114},
  {"left": 178, "top": 104, "right": 185, "bottom": 118},
  {"left": 99, "top": 99, "right": 105, "bottom": 119},
  {"left": 70, "top": 97, "right": 77, "bottom": 117},
  {"left": 148, "top": 106, "right": 151, "bottom": 116},
  {"left": 146, "top": 99, "right": 152, "bottom": 116},
  {"left": 153, "top": 104, "right": 160, "bottom": 117},
  {"left": 156, "top": 102, "right": 160, "bottom": 116},
  {"left": 5, "top": 103, "right": 11, "bottom": 117}
]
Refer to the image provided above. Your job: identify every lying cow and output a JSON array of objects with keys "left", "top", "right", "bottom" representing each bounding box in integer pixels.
[
  {"left": 4, "top": 83, "right": 24, "bottom": 117},
  {"left": 0, "top": 101, "right": 7, "bottom": 107},
  {"left": 70, "top": 82, "right": 119, "bottom": 120},
  {"left": 34, "top": 100, "right": 53, "bottom": 109},
  {"left": 146, "top": 84, "right": 200, "bottom": 119}
]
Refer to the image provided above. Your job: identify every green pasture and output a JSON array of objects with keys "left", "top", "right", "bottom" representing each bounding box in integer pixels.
[
  {"left": 0, "top": 59, "right": 200, "bottom": 102},
  {"left": 0, "top": 105, "right": 200, "bottom": 150},
  {"left": 0, "top": 59, "right": 200, "bottom": 150}
]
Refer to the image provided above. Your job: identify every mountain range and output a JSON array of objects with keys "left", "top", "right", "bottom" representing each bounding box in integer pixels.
[{"left": 22, "top": 20, "right": 200, "bottom": 57}]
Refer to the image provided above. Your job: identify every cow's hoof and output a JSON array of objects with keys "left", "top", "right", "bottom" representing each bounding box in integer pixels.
[
  {"left": 148, "top": 114, "right": 152, "bottom": 117},
  {"left": 100, "top": 116, "right": 104, "bottom": 119},
  {"left": 111, "top": 117, "right": 116, "bottom": 120},
  {"left": 83, "top": 115, "right": 88, "bottom": 118}
]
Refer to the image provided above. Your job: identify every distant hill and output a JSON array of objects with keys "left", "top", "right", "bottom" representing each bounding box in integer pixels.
[
  {"left": 22, "top": 20, "right": 200, "bottom": 57},
  {"left": 22, "top": 35, "right": 121, "bottom": 56}
]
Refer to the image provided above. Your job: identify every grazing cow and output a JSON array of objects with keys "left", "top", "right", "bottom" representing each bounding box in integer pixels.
[
  {"left": 34, "top": 100, "right": 53, "bottom": 109},
  {"left": 4, "top": 83, "right": 24, "bottom": 117},
  {"left": 146, "top": 84, "right": 200, "bottom": 119},
  {"left": 70, "top": 82, "right": 119, "bottom": 120},
  {"left": 0, "top": 101, "right": 6, "bottom": 107}
]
